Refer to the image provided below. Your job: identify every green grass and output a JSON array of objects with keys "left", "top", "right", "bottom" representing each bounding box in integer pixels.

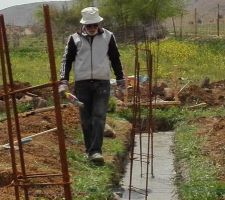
[
  {"left": 118, "top": 37, "right": 225, "bottom": 84},
  {"left": 67, "top": 126, "right": 127, "bottom": 200},
  {"left": 68, "top": 150, "right": 115, "bottom": 200},
  {"left": 17, "top": 102, "right": 33, "bottom": 113},
  {"left": 155, "top": 106, "right": 225, "bottom": 130},
  {"left": 0, "top": 112, "right": 6, "bottom": 122},
  {"left": 8, "top": 35, "right": 64, "bottom": 85},
  {"left": 154, "top": 38, "right": 225, "bottom": 82},
  {"left": 175, "top": 124, "right": 220, "bottom": 200},
  {"left": 173, "top": 108, "right": 225, "bottom": 200}
]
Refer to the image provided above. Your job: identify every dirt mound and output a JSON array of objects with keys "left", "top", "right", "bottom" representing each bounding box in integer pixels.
[
  {"left": 0, "top": 81, "right": 32, "bottom": 100},
  {"left": 0, "top": 105, "right": 80, "bottom": 199},
  {"left": 196, "top": 117, "right": 225, "bottom": 181},
  {"left": 179, "top": 80, "right": 225, "bottom": 106}
]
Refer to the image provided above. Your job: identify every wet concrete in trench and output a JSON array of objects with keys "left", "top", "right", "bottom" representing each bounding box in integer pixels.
[{"left": 120, "top": 132, "right": 178, "bottom": 200}]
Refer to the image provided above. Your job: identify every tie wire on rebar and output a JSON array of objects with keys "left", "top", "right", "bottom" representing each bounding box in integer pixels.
[
  {"left": 0, "top": 4, "right": 72, "bottom": 200},
  {"left": 128, "top": 27, "right": 154, "bottom": 200}
]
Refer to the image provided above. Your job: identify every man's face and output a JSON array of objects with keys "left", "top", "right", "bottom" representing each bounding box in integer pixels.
[{"left": 85, "top": 23, "right": 99, "bottom": 36}]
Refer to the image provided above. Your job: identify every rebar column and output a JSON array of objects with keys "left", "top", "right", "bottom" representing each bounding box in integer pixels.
[
  {"left": 43, "top": 4, "right": 72, "bottom": 200},
  {"left": 128, "top": 28, "right": 154, "bottom": 200},
  {"left": 0, "top": 14, "right": 30, "bottom": 200}
]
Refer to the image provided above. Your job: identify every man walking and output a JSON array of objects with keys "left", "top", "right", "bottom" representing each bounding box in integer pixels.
[{"left": 59, "top": 7, "right": 125, "bottom": 163}]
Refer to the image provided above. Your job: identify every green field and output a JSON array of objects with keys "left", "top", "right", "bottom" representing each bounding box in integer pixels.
[{"left": 3, "top": 35, "right": 225, "bottom": 87}]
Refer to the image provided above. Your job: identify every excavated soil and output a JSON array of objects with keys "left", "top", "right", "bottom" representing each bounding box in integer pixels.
[
  {"left": 0, "top": 104, "right": 131, "bottom": 199},
  {"left": 194, "top": 117, "right": 225, "bottom": 182},
  {"left": 0, "top": 105, "right": 80, "bottom": 199},
  {"left": 179, "top": 80, "right": 225, "bottom": 190},
  {"left": 1, "top": 80, "right": 225, "bottom": 199},
  {"left": 178, "top": 80, "right": 225, "bottom": 106}
]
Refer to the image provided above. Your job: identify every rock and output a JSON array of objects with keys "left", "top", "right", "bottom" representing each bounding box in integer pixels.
[
  {"left": 152, "top": 81, "right": 168, "bottom": 97},
  {"left": 18, "top": 95, "right": 33, "bottom": 104},
  {"left": 201, "top": 77, "right": 210, "bottom": 88},
  {"left": 112, "top": 192, "right": 121, "bottom": 200},
  {"left": 163, "top": 87, "right": 175, "bottom": 101},
  {"left": 115, "top": 89, "right": 124, "bottom": 101},
  {"left": 115, "top": 98, "right": 127, "bottom": 112},
  {"left": 33, "top": 97, "right": 48, "bottom": 109},
  {"left": 115, "top": 98, "right": 125, "bottom": 107},
  {"left": 104, "top": 124, "right": 116, "bottom": 138},
  {"left": 17, "top": 95, "right": 48, "bottom": 109}
]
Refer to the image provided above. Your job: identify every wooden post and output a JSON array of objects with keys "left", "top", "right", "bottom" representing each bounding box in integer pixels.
[
  {"left": 180, "top": 12, "right": 183, "bottom": 39},
  {"left": 194, "top": 8, "right": 197, "bottom": 37},
  {"left": 217, "top": 4, "right": 220, "bottom": 36},
  {"left": 172, "top": 17, "right": 177, "bottom": 37}
]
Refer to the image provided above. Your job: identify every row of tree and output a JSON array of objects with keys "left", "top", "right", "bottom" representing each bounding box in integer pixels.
[{"left": 35, "top": 0, "right": 190, "bottom": 37}]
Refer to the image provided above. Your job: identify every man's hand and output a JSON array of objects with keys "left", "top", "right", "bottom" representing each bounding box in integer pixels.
[
  {"left": 116, "top": 79, "right": 126, "bottom": 101},
  {"left": 58, "top": 80, "right": 69, "bottom": 97}
]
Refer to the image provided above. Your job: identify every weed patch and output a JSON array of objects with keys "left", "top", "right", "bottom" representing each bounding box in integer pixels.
[{"left": 174, "top": 121, "right": 223, "bottom": 200}]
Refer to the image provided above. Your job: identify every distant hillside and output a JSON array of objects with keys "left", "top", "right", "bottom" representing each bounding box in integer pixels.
[
  {"left": 0, "top": 0, "right": 225, "bottom": 27},
  {"left": 0, "top": 1, "right": 72, "bottom": 27},
  {"left": 186, "top": 0, "right": 225, "bottom": 19},
  {"left": 187, "top": 0, "right": 225, "bottom": 12},
  {"left": 184, "top": 0, "right": 225, "bottom": 23}
]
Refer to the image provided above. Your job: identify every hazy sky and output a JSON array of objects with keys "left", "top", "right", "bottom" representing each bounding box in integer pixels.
[{"left": 0, "top": 0, "right": 71, "bottom": 10}]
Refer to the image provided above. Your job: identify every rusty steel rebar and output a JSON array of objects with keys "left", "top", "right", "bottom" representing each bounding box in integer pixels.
[
  {"left": 0, "top": 15, "right": 21, "bottom": 200},
  {"left": 128, "top": 36, "right": 139, "bottom": 199},
  {"left": 128, "top": 28, "right": 154, "bottom": 200},
  {"left": 0, "top": 83, "right": 53, "bottom": 98},
  {"left": 145, "top": 49, "right": 154, "bottom": 199},
  {"left": 43, "top": 4, "right": 72, "bottom": 200},
  {"left": 0, "top": 15, "right": 30, "bottom": 199},
  {"left": 0, "top": 4, "right": 72, "bottom": 200}
]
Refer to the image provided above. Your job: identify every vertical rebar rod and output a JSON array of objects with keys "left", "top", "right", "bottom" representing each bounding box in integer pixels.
[
  {"left": 43, "top": 5, "right": 72, "bottom": 200},
  {"left": 135, "top": 40, "right": 143, "bottom": 177},
  {"left": 144, "top": 34, "right": 154, "bottom": 179},
  {"left": 137, "top": 62, "right": 143, "bottom": 178},
  {"left": 128, "top": 38, "right": 139, "bottom": 200},
  {"left": 0, "top": 18, "right": 20, "bottom": 200},
  {"left": 149, "top": 52, "right": 154, "bottom": 178},
  {"left": 0, "top": 14, "right": 30, "bottom": 200},
  {"left": 144, "top": 28, "right": 154, "bottom": 176},
  {"left": 129, "top": 29, "right": 155, "bottom": 199},
  {"left": 142, "top": 30, "right": 150, "bottom": 199},
  {"left": 145, "top": 50, "right": 154, "bottom": 200}
]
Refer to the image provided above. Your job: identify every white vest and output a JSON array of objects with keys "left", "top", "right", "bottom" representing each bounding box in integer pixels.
[{"left": 72, "top": 28, "right": 112, "bottom": 81}]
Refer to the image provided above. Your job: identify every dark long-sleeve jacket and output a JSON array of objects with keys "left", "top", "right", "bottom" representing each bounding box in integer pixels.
[{"left": 60, "top": 27, "right": 124, "bottom": 82}]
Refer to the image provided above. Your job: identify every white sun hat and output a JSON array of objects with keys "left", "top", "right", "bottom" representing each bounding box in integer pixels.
[{"left": 80, "top": 7, "right": 103, "bottom": 24}]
